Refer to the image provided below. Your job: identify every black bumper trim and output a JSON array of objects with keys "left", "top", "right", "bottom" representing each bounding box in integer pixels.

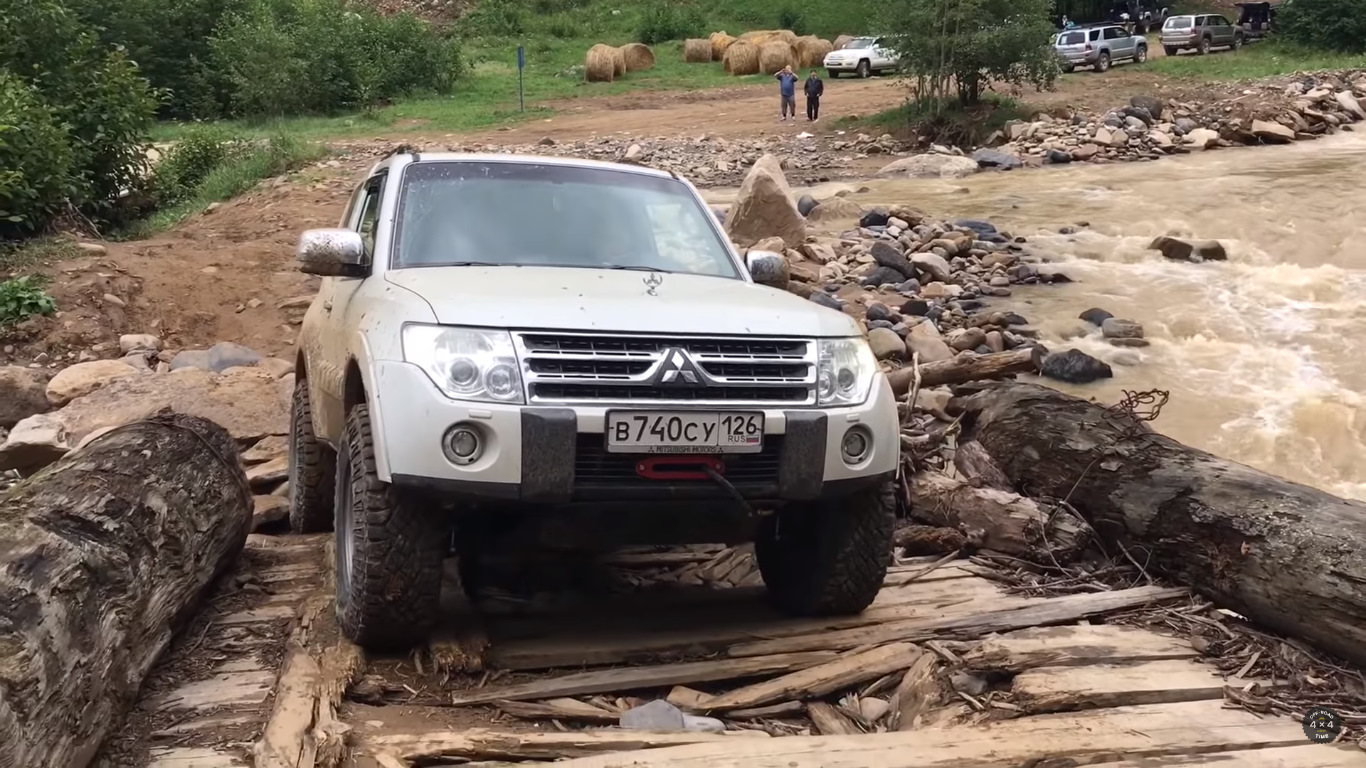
[
  {"left": 520, "top": 407, "right": 577, "bottom": 502},
  {"left": 778, "top": 411, "right": 827, "bottom": 500}
]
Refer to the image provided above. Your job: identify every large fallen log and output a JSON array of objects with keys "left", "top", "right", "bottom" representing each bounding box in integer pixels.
[
  {"left": 889, "top": 346, "right": 1044, "bottom": 397},
  {"left": 908, "top": 472, "right": 1090, "bottom": 564},
  {"left": 0, "top": 411, "right": 254, "bottom": 768},
  {"left": 952, "top": 381, "right": 1366, "bottom": 668}
]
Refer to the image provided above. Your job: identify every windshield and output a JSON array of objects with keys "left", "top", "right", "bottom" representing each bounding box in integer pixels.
[
  {"left": 1165, "top": 17, "right": 1193, "bottom": 28},
  {"left": 846, "top": 37, "right": 875, "bottom": 49},
  {"left": 391, "top": 161, "right": 740, "bottom": 278},
  {"left": 1058, "top": 31, "right": 1086, "bottom": 44}
]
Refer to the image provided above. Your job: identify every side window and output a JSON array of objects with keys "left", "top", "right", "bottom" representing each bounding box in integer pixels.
[
  {"left": 1213, "top": 15, "right": 1229, "bottom": 26},
  {"left": 1090, "top": 30, "right": 1101, "bottom": 41},
  {"left": 1103, "top": 27, "right": 1121, "bottom": 40},
  {"left": 1194, "top": 15, "right": 1205, "bottom": 25},
  {"left": 354, "top": 176, "right": 385, "bottom": 257},
  {"left": 339, "top": 186, "right": 365, "bottom": 228}
]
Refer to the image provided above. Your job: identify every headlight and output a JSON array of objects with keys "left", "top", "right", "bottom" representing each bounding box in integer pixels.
[
  {"left": 402, "top": 324, "right": 524, "bottom": 404},
  {"left": 816, "top": 338, "right": 878, "bottom": 407}
]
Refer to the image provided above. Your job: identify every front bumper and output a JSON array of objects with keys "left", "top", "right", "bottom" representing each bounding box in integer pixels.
[{"left": 370, "top": 360, "right": 900, "bottom": 504}]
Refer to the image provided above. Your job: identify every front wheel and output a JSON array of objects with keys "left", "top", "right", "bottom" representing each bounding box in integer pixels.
[
  {"left": 1094, "top": 52, "right": 1111, "bottom": 72},
  {"left": 1198, "top": 37, "right": 1211, "bottom": 55},
  {"left": 1232, "top": 35, "right": 1244, "bottom": 50},
  {"left": 288, "top": 377, "right": 334, "bottom": 533},
  {"left": 755, "top": 480, "right": 895, "bottom": 617},
  {"left": 856, "top": 59, "right": 871, "bottom": 78},
  {"left": 1134, "top": 45, "right": 1148, "bottom": 64},
  {"left": 334, "top": 403, "right": 445, "bottom": 650}
]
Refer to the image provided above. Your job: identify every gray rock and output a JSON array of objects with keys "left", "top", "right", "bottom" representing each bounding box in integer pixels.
[
  {"left": 971, "top": 148, "right": 1023, "bottom": 170},
  {"left": 1041, "top": 348, "right": 1113, "bottom": 384},
  {"left": 1101, "top": 318, "right": 1145, "bottom": 339},
  {"left": 906, "top": 321, "right": 954, "bottom": 363},
  {"left": 0, "top": 366, "right": 52, "bottom": 429},
  {"left": 876, "top": 154, "right": 979, "bottom": 179},
  {"left": 797, "top": 193, "right": 819, "bottom": 217},
  {"left": 119, "top": 333, "right": 162, "bottom": 353},
  {"left": 869, "top": 241, "right": 915, "bottom": 278},
  {"left": 1149, "top": 236, "right": 1228, "bottom": 263},
  {"left": 861, "top": 265, "right": 907, "bottom": 287},
  {"left": 910, "top": 252, "right": 954, "bottom": 283},
  {"left": 868, "top": 327, "right": 907, "bottom": 361},
  {"left": 809, "top": 292, "right": 843, "bottom": 310},
  {"left": 172, "top": 341, "right": 265, "bottom": 373},
  {"left": 1130, "top": 95, "right": 1164, "bottom": 120},
  {"left": 1045, "top": 149, "right": 1073, "bottom": 164},
  {"left": 1079, "top": 307, "right": 1114, "bottom": 326},
  {"left": 621, "top": 700, "right": 686, "bottom": 731}
]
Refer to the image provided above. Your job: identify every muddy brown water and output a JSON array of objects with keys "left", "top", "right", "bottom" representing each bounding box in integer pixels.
[{"left": 710, "top": 132, "right": 1366, "bottom": 501}]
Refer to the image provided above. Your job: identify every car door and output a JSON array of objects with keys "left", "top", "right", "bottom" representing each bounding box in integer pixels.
[
  {"left": 1210, "top": 15, "right": 1233, "bottom": 44},
  {"left": 1104, "top": 26, "right": 1132, "bottom": 59},
  {"left": 314, "top": 171, "right": 387, "bottom": 437},
  {"left": 872, "top": 38, "right": 893, "bottom": 69}
]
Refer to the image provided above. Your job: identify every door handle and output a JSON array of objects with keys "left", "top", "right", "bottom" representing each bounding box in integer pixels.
[{"left": 323, "top": 300, "right": 333, "bottom": 311}]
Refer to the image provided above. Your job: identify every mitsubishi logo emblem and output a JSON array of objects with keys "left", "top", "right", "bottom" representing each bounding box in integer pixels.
[
  {"left": 658, "top": 348, "right": 702, "bottom": 386},
  {"left": 642, "top": 272, "right": 664, "bottom": 296}
]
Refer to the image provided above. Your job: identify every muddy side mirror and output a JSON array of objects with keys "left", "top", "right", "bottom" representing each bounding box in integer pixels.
[
  {"left": 745, "top": 250, "right": 790, "bottom": 289},
  {"left": 297, "top": 228, "right": 369, "bottom": 277}
]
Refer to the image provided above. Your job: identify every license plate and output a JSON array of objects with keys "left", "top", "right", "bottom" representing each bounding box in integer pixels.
[{"left": 604, "top": 411, "right": 764, "bottom": 454}]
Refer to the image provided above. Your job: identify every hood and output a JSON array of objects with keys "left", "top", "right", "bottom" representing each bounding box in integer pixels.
[{"left": 383, "top": 266, "right": 860, "bottom": 337}]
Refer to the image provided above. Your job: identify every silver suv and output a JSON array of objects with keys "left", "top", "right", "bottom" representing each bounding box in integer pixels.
[
  {"left": 1054, "top": 24, "right": 1149, "bottom": 72},
  {"left": 1161, "top": 14, "right": 1245, "bottom": 56}
]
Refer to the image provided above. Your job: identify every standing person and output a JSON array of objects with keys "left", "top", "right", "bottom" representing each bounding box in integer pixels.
[
  {"left": 804, "top": 69, "right": 824, "bottom": 122},
  {"left": 774, "top": 65, "right": 798, "bottom": 122}
]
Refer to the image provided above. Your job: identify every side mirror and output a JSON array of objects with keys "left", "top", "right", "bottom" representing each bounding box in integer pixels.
[
  {"left": 297, "top": 228, "right": 369, "bottom": 277},
  {"left": 745, "top": 249, "right": 790, "bottom": 289}
]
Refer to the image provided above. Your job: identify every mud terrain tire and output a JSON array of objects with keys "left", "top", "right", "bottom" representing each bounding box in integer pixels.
[
  {"left": 288, "top": 377, "right": 334, "bottom": 533},
  {"left": 755, "top": 479, "right": 895, "bottom": 616},
  {"left": 334, "top": 403, "right": 444, "bottom": 650}
]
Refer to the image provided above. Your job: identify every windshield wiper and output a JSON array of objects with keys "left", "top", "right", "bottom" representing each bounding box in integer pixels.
[
  {"left": 605, "top": 264, "right": 673, "bottom": 273},
  {"left": 444, "top": 261, "right": 507, "bottom": 267}
]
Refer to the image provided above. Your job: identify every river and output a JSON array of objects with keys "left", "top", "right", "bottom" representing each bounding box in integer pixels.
[{"left": 713, "top": 131, "right": 1366, "bottom": 501}]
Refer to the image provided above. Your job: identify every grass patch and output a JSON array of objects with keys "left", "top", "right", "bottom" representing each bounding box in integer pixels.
[
  {"left": 841, "top": 94, "right": 1031, "bottom": 146},
  {"left": 122, "top": 134, "right": 325, "bottom": 237},
  {"left": 0, "top": 238, "right": 85, "bottom": 273},
  {"left": 0, "top": 274, "right": 57, "bottom": 328},
  {"left": 1147, "top": 40, "right": 1366, "bottom": 79}
]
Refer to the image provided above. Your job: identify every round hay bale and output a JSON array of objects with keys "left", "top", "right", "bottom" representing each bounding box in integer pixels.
[
  {"left": 758, "top": 40, "right": 794, "bottom": 75},
  {"left": 834, "top": 34, "right": 854, "bottom": 50},
  {"left": 710, "top": 32, "right": 736, "bottom": 61},
  {"left": 610, "top": 45, "right": 626, "bottom": 77},
  {"left": 585, "top": 43, "right": 616, "bottom": 83},
  {"left": 619, "top": 42, "right": 655, "bottom": 72},
  {"left": 738, "top": 30, "right": 773, "bottom": 41},
  {"left": 770, "top": 29, "right": 799, "bottom": 45},
  {"left": 722, "top": 40, "right": 761, "bottom": 76},
  {"left": 683, "top": 38, "right": 712, "bottom": 63},
  {"left": 795, "top": 36, "right": 834, "bottom": 68}
]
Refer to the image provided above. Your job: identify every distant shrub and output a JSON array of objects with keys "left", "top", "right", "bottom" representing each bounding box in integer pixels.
[
  {"left": 0, "top": 72, "right": 75, "bottom": 239},
  {"left": 1278, "top": 0, "right": 1366, "bottom": 53},
  {"left": 464, "top": 0, "right": 527, "bottom": 37},
  {"left": 151, "top": 125, "right": 249, "bottom": 207},
  {"left": 636, "top": 3, "right": 706, "bottom": 45},
  {"left": 211, "top": 0, "right": 463, "bottom": 117},
  {"left": 777, "top": 7, "right": 807, "bottom": 35}
]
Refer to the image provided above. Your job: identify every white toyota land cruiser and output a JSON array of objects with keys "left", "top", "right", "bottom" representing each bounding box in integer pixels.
[{"left": 289, "top": 149, "right": 900, "bottom": 649}]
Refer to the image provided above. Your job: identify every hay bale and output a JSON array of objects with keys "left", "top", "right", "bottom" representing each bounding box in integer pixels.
[
  {"left": 585, "top": 43, "right": 616, "bottom": 83},
  {"left": 619, "top": 42, "right": 655, "bottom": 72},
  {"left": 710, "top": 32, "right": 736, "bottom": 61},
  {"left": 758, "top": 40, "right": 794, "bottom": 75},
  {"left": 723, "top": 40, "right": 761, "bottom": 76},
  {"left": 834, "top": 34, "right": 854, "bottom": 50},
  {"left": 683, "top": 38, "right": 712, "bottom": 63},
  {"left": 770, "top": 29, "right": 798, "bottom": 45},
  {"left": 610, "top": 45, "right": 626, "bottom": 77},
  {"left": 795, "top": 36, "right": 834, "bottom": 68}
]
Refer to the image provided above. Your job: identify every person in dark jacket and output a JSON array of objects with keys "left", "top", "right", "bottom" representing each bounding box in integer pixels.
[{"left": 804, "top": 70, "right": 824, "bottom": 122}]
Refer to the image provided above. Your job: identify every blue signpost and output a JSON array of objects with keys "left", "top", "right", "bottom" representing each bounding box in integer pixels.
[{"left": 517, "top": 45, "right": 526, "bottom": 112}]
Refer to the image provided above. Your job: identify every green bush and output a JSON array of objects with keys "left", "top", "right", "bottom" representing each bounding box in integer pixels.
[
  {"left": 776, "top": 6, "right": 807, "bottom": 35},
  {"left": 0, "top": 0, "right": 157, "bottom": 228},
  {"left": 636, "top": 3, "right": 706, "bottom": 44},
  {"left": 463, "top": 0, "right": 527, "bottom": 37},
  {"left": 151, "top": 125, "right": 250, "bottom": 207},
  {"left": 211, "top": 0, "right": 463, "bottom": 117},
  {"left": 1278, "top": 0, "right": 1366, "bottom": 54},
  {"left": 0, "top": 73, "right": 76, "bottom": 239},
  {"left": 0, "top": 275, "right": 57, "bottom": 327}
]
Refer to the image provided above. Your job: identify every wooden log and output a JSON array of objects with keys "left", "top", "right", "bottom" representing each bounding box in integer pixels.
[
  {"left": 1011, "top": 659, "right": 1268, "bottom": 714},
  {"left": 889, "top": 347, "right": 1044, "bottom": 397},
  {"left": 0, "top": 412, "right": 253, "bottom": 768},
  {"left": 496, "top": 699, "right": 621, "bottom": 724},
  {"left": 887, "top": 651, "right": 940, "bottom": 730},
  {"left": 960, "top": 625, "right": 1200, "bottom": 672},
  {"left": 700, "top": 643, "right": 925, "bottom": 711},
  {"left": 355, "top": 728, "right": 770, "bottom": 763},
  {"left": 953, "top": 381, "right": 1366, "bottom": 668},
  {"left": 543, "top": 699, "right": 1307, "bottom": 768},
  {"left": 908, "top": 472, "right": 1091, "bottom": 564},
  {"left": 807, "top": 702, "right": 861, "bottom": 735},
  {"left": 1088, "top": 745, "right": 1366, "bottom": 768}
]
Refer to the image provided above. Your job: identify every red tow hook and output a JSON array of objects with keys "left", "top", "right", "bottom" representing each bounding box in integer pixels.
[{"left": 635, "top": 455, "right": 725, "bottom": 481}]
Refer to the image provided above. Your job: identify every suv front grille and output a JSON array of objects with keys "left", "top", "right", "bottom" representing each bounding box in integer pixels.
[{"left": 514, "top": 332, "right": 817, "bottom": 405}]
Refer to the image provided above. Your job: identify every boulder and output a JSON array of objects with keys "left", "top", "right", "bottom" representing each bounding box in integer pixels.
[
  {"left": 875, "top": 154, "right": 979, "bottom": 179},
  {"left": 807, "top": 196, "right": 864, "bottom": 222},
  {"left": 1336, "top": 91, "right": 1365, "bottom": 120},
  {"left": 0, "top": 367, "right": 288, "bottom": 473},
  {"left": 724, "top": 154, "right": 807, "bottom": 248},
  {"left": 1149, "top": 236, "right": 1228, "bottom": 263},
  {"left": 796, "top": 194, "right": 819, "bottom": 217},
  {"left": 46, "top": 359, "right": 144, "bottom": 407},
  {"left": 1040, "top": 349, "right": 1113, "bottom": 384},
  {"left": 170, "top": 341, "right": 265, "bottom": 373},
  {"left": 971, "top": 148, "right": 1023, "bottom": 170},
  {"left": 0, "top": 367, "right": 51, "bottom": 429},
  {"left": 867, "top": 328, "right": 907, "bottom": 361},
  {"left": 905, "top": 321, "right": 954, "bottom": 363},
  {"left": 118, "top": 334, "right": 162, "bottom": 353},
  {"left": 910, "top": 253, "right": 953, "bottom": 283},
  {"left": 868, "top": 241, "right": 914, "bottom": 278},
  {"left": 1251, "top": 119, "right": 1295, "bottom": 144},
  {"left": 1185, "top": 128, "right": 1221, "bottom": 150},
  {"left": 1129, "top": 95, "right": 1164, "bottom": 120},
  {"left": 1079, "top": 307, "right": 1114, "bottom": 327},
  {"left": 1101, "top": 318, "right": 1145, "bottom": 340}
]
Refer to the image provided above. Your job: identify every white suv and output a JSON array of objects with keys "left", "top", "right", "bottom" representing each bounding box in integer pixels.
[
  {"left": 823, "top": 36, "right": 900, "bottom": 78},
  {"left": 289, "top": 151, "right": 900, "bottom": 649}
]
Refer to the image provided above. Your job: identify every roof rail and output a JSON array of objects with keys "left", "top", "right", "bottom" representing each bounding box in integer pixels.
[{"left": 384, "top": 144, "right": 419, "bottom": 159}]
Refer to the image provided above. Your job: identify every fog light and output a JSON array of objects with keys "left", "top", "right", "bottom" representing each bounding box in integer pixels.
[
  {"left": 840, "top": 426, "right": 871, "bottom": 465},
  {"left": 443, "top": 424, "right": 483, "bottom": 466}
]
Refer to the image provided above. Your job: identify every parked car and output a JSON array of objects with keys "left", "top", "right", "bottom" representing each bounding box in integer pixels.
[
  {"left": 289, "top": 150, "right": 900, "bottom": 649},
  {"left": 1054, "top": 24, "right": 1149, "bottom": 72},
  {"left": 1160, "top": 13, "right": 1245, "bottom": 55},
  {"left": 823, "top": 36, "right": 899, "bottom": 78}
]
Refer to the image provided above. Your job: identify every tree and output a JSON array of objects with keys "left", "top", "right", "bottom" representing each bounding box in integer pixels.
[
  {"left": 888, "top": 0, "right": 1059, "bottom": 110},
  {"left": 1278, "top": 0, "right": 1366, "bottom": 54}
]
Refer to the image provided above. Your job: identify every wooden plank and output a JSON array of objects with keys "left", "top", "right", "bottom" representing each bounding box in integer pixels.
[
  {"left": 728, "top": 586, "right": 1189, "bottom": 657},
  {"left": 155, "top": 669, "right": 276, "bottom": 711},
  {"left": 543, "top": 700, "right": 1308, "bottom": 768},
  {"left": 1085, "top": 745, "right": 1366, "bottom": 768},
  {"left": 727, "top": 701, "right": 805, "bottom": 719},
  {"left": 1011, "top": 659, "right": 1258, "bottom": 713},
  {"left": 888, "top": 650, "right": 940, "bottom": 730},
  {"left": 355, "top": 728, "right": 770, "bottom": 762},
  {"left": 448, "top": 652, "right": 840, "bottom": 706},
  {"left": 807, "top": 702, "right": 861, "bottom": 735},
  {"left": 701, "top": 643, "right": 925, "bottom": 712},
  {"left": 962, "top": 624, "right": 1202, "bottom": 671},
  {"left": 665, "top": 687, "right": 711, "bottom": 712},
  {"left": 495, "top": 699, "right": 621, "bottom": 725},
  {"left": 489, "top": 578, "right": 1041, "bottom": 671},
  {"left": 147, "top": 747, "right": 249, "bottom": 767}
]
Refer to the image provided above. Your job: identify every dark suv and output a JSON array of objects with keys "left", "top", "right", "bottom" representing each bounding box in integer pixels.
[{"left": 1160, "top": 14, "right": 1245, "bottom": 56}]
